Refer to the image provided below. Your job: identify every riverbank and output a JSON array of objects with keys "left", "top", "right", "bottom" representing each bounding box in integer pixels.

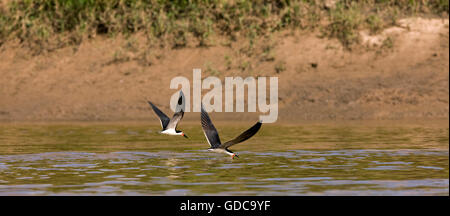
[{"left": 0, "top": 2, "right": 448, "bottom": 123}]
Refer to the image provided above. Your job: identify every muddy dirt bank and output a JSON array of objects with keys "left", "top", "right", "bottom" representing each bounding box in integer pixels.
[{"left": 0, "top": 17, "right": 448, "bottom": 123}]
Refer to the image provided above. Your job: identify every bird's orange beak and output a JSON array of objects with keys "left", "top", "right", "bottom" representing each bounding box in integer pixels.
[{"left": 181, "top": 133, "right": 188, "bottom": 139}]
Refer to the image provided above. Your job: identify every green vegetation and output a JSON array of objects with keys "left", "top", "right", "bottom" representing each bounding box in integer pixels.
[
  {"left": 204, "top": 61, "right": 220, "bottom": 75},
  {"left": 0, "top": 0, "right": 447, "bottom": 52},
  {"left": 274, "top": 60, "right": 287, "bottom": 73}
]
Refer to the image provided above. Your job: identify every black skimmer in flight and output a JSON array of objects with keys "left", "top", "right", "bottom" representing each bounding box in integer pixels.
[
  {"left": 147, "top": 91, "right": 188, "bottom": 138},
  {"left": 200, "top": 104, "right": 262, "bottom": 159}
]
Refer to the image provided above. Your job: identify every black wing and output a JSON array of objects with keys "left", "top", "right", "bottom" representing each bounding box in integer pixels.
[
  {"left": 201, "top": 104, "right": 221, "bottom": 148},
  {"left": 148, "top": 101, "right": 170, "bottom": 130},
  {"left": 220, "top": 121, "right": 262, "bottom": 149},
  {"left": 166, "top": 91, "right": 185, "bottom": 130}
]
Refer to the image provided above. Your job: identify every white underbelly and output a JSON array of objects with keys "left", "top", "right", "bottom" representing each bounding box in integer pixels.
[
  {"left": 208, "top": 148, "right": 228, "bottom": 154},
  {"left": 161, "top": 129, "right": 178, "bottom": 135}
]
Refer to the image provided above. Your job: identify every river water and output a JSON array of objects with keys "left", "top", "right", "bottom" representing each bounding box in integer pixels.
[{"left": 0, "top": 123, "right": 448, "bottom": 195}]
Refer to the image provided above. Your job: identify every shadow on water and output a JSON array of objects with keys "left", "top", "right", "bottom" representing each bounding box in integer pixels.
[{"left": 0, "top": 123, "right": 448, "bottom": 195}]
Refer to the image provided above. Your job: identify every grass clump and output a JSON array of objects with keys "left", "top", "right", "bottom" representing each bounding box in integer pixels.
[
  {"left": 274, "top": 60, "right": 287, "bottom": 74},
  {"left": 326, "top": 2, "right": 363, "bottom": 48}
]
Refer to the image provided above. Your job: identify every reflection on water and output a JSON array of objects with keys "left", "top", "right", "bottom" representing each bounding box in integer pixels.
[{"left": 0, "top": 123, "right": 448, "bottom": 195}]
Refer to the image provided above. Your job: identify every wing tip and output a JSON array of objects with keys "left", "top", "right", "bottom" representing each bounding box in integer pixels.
[
  {"left": 255, "top": 121, "right": 262, "bottom": 131},
  {"left": 255, "top": 120, "right": 263, "bottom": 129},
  {"left": 200, "top": 103, "right": 208, "bottom": 116},
  {"left": 177, "top": 93, "right": 183, "bottom": 106}
]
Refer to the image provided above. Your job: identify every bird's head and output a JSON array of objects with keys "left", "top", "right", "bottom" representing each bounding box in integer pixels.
[{"left": 232, "top": 153, "right": 239, "bottom": 159}]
